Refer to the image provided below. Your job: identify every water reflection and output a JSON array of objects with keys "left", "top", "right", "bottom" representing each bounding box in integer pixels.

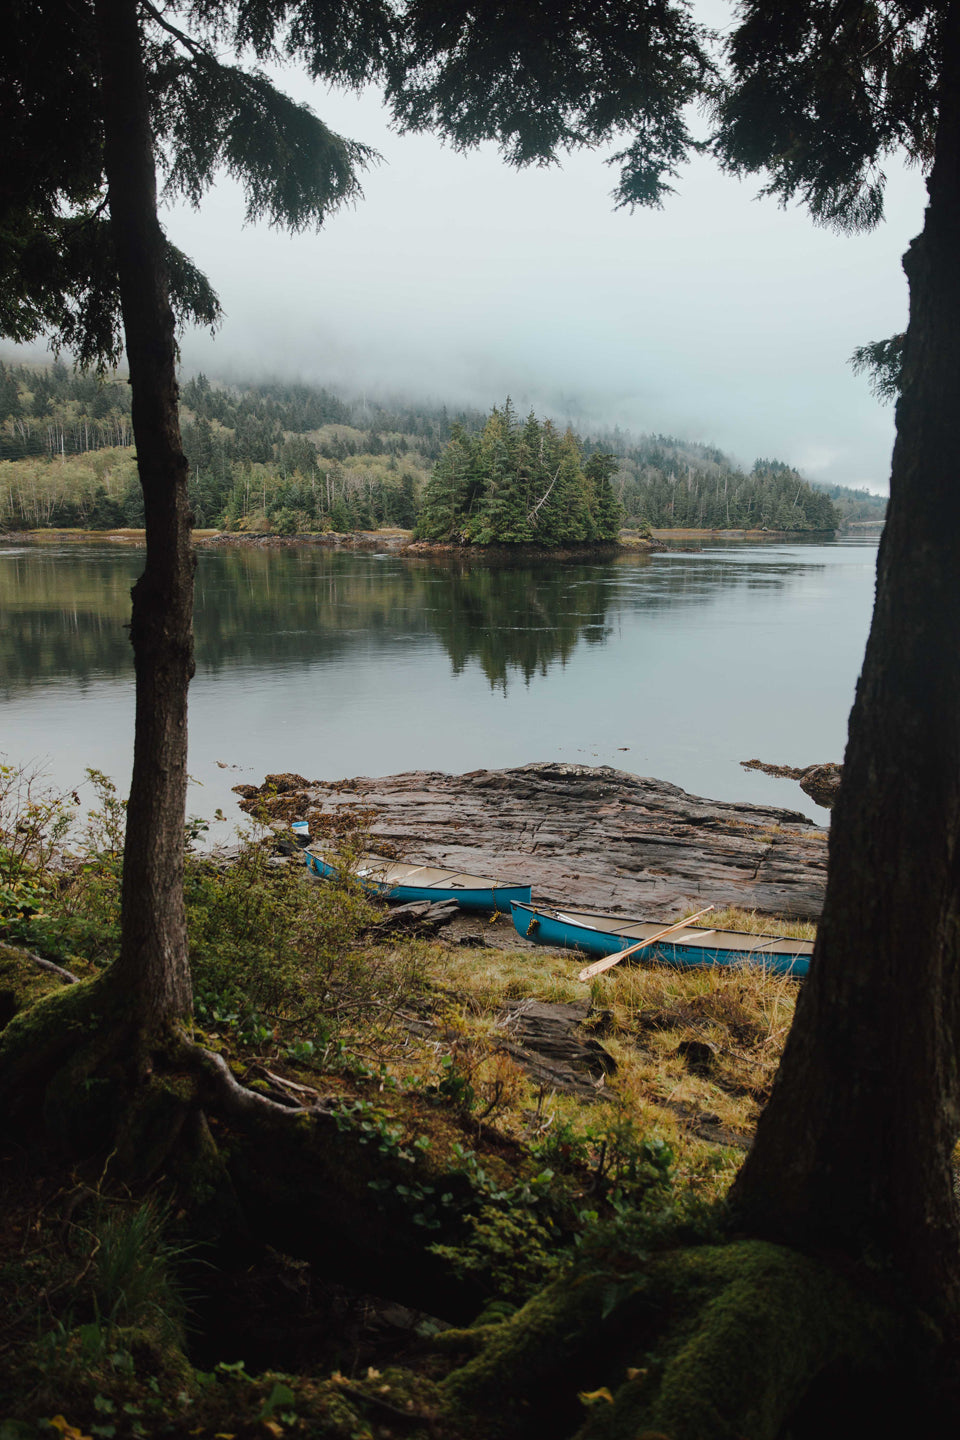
[
  {"left": 418, "top": 563, "right": 614, "bottom": 686},
  {"left": 0, "top": 538, "right": 876, "bottom": 824},
  {"left": 0, "top": 543, "right": 826, "bottom": 695},
  {"left": 0, "top": 546, "right": 141, "bottom": 688}
]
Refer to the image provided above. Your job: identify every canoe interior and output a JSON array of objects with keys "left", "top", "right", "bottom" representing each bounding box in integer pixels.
[
  {"left": 305, "top": 849, "right": 527, "bottom": 894},
  {"left": 548, "top": 907, "right": 813, "bottom": 956},
  {"left": 512, "top": 902, "right": 813, "bottom": 973}
]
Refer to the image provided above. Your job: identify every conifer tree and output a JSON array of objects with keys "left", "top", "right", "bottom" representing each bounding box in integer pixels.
[
  {"left": 2, "top": 0, "right": 713, "bottom": 1045},
  {"left": 552, "top": 428, "right": 595, "bottom": 543},
  {"left": 585, "top": 451, "right": 624, "bottom": 540},
  {"left": 415, "top": 421, "right": 475, "bottom": 540},
  {"left": 476, "top": 406, "right": 531, "bottom": 543},
  {"left": 714, "top": 0, "right": 960, "bottom": 1324},
  {"left": 427, "top": 403, "right": 621, "bottom": 547},
  {"left": 4, "top": 0, "right": 395, "bottom": 1032},
  {"left": 517, "top": 410, "right": 544, "bottom": 519}
]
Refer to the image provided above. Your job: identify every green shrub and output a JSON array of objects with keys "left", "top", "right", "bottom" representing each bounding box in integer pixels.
[
  {"left": 431, "top": 1204, "right": 561, "bottom": 1301},
  {"left": 184, "top": 837, "right": 423, "bottom": 1053}
]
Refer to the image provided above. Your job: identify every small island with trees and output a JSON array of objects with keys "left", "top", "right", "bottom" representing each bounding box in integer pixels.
[{"left": 413, "top": 402, "right": 624, "bottom": 545}]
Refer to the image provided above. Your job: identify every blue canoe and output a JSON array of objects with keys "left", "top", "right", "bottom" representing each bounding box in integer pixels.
[
  {"left": 510, "top": 901, "right": 812, "bottom": 977},
  {"left": 304, "top": 848, "right": 532, "bottom": 914}
]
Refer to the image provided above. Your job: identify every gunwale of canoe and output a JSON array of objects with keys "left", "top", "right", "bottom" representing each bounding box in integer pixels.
[
  {"left": 535, "top": 904, "right": 814, "bottom": 957},
  {"left": 306, "top": 850, "right": 518, "bottom": 892}
]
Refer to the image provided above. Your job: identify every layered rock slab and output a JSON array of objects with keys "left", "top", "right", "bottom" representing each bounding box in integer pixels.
[{"left": 238, "top": 762, "right": 828, "bottom": 920}]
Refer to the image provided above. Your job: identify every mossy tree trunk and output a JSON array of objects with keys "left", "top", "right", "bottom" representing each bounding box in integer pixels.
[
  {"left": 93, "top": 0, "right": 194, "bottom": 1028},
  {"left": 730, "top": 0, "right": 960, "bottom": 1325}
]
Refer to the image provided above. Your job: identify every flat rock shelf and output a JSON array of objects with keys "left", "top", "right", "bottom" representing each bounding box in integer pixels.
[{"left": 238, "top": 762, "right": 828, "bottom": 920}]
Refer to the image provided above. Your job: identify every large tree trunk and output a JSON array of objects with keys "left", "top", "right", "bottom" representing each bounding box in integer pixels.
[
  {"left": 94, "top": 0, "right": 194, "bottom": 1026},
  {"left": 730, "top": 1, "right": 960, "bottom": 1323}
]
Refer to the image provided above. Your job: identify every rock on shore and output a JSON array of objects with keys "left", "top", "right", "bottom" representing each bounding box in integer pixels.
[
  {"left": 741, "top": 758, "right": 842, "bottom": 810},
  {"left": 236, "top": 762, "right": 828, "bottom": 920}
]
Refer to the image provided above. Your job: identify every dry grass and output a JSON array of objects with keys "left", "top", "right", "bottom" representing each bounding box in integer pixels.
[
  {"left": 376, "top": 904, "right": 809, "bottom": 1201},
  {"left": 683, "top": 904, "right": 816, "bottom": 941}
]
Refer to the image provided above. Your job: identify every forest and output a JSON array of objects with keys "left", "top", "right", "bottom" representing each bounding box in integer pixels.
[
  {"left": 614, "top": 445, "right": 849, "bottom": 532},
  {"left": 0, "top": 361, "right": 855, "bottom": 536}
]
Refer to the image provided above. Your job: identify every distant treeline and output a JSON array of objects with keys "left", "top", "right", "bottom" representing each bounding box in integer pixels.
[
  {"left": 0, "top": 361, "right": 873, "bottom": 535},
  {"left": 811, "top": 481, "right": 888, "bottom": 525},
  {"left": 615, "top": 446, "right": 841, "bottom": 531},
  {"left": 416, "top": 403, "right": 623, "bottom": 545}
]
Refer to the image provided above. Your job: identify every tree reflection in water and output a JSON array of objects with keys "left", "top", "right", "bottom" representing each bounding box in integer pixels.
[{"left": 0, "top": 542, "right": 815, "bottom": 695}]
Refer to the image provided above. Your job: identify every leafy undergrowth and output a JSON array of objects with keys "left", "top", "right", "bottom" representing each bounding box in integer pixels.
[
  {"left": 0, "top": 769, "right": 812, "bottom": 1437},
  {"left": 0, "top": 1157, "right": 450, "bottom": 1440}
]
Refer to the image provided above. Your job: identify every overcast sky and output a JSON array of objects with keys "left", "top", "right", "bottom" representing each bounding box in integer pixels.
[
  {"left": 15, "top": 6, "right": 931, "bottom": 493},
  {"left": 166, "top": 41, "right": 927, "bottom": 497}
]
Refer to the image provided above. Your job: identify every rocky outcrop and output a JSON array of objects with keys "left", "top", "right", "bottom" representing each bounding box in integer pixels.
[
  {"left": 237, "top": 762, "right": 828, "bottom": 919},
  {"left": 741, "top": 758, "right": 842, "bottom": 810},
  {"left": 495, "top": 999, "right": 616, "bottom": 1098}
]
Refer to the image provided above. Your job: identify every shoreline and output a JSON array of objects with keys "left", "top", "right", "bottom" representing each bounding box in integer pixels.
[
  {"left": 3, "top": 525, "right": 843, "bottom": 554},
  {"left": 233, "top": 761, "right": 829, "bottom": 920},
  {"left": 645, "top": 526, "right": 839, "bottom": 541}
]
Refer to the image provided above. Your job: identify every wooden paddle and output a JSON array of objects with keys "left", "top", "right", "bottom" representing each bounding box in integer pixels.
[{"left": 577, "top": 905, "right": 715, "bottom": 982}]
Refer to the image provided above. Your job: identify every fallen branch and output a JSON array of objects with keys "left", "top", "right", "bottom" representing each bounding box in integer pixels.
[
  {"left": 367, "top": 898, "right": 460, "bottom": 936},
  {"left": 256, "top": 1066, "right": 323, "bottom": 1100},
  {"left": 526, "top": 465, "right": 561, "bottom": 525},
  {"left": 336, "top": 1381, "right": 439, "bottom": 1432}
]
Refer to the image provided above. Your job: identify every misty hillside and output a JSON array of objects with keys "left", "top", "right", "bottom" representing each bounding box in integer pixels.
[{"left": 0, "top": 361, "right": 879, "bottom": 533}]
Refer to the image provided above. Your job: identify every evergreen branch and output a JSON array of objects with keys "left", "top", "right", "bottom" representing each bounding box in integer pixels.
[
  {"left": 861, "top": 13, "right": 914, "bottom": 63},
  {"left": 139, "top": 0, "right": 206, "bottom": 58},
  {"left": 158, "top": 56, "right": 376, "bottom": 229},
  {"left": 850, "top": 332, "right": 905, "bottom": 403}
]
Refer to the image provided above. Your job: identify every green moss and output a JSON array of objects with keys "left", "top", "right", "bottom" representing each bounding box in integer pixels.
[
  {"left": 444, "top": 1240, "right": 914, "bottom": 1440},
  {"left": 579, "top": 1243, "right": 898, "bottom": 1438},
  {"left": 0, "top": 944, "right": 68, "bottom": 1028},
  {"left": 0, "top": 970, "right": 184, "bottom": 1167},
  {"left": 443, "top": 1267, "right": 620, "bottom": 1434},
  {"left": 0, "top": 971, "right": 109, "bottom": 1112}
]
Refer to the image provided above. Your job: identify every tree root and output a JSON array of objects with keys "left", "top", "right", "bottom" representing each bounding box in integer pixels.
[
  {"left": 0, "top": 973, "right": 491, "bottom": 1319},
  {"left": 440, "top": 1239, "right": 924, "bottom": 1440},
  {"left": 24, "top": 952, "right": 80, "bottom": 984},
  {"left": 181, "top": 1041, "right": 337, "bottom": 1124},
  {"left": 0, "top": 964, "right": 318, "bottom": 1143}
]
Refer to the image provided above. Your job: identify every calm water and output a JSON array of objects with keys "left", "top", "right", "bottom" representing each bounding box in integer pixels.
[{"left": 0, "top": 537, "right": 879, "bottom": 830}]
